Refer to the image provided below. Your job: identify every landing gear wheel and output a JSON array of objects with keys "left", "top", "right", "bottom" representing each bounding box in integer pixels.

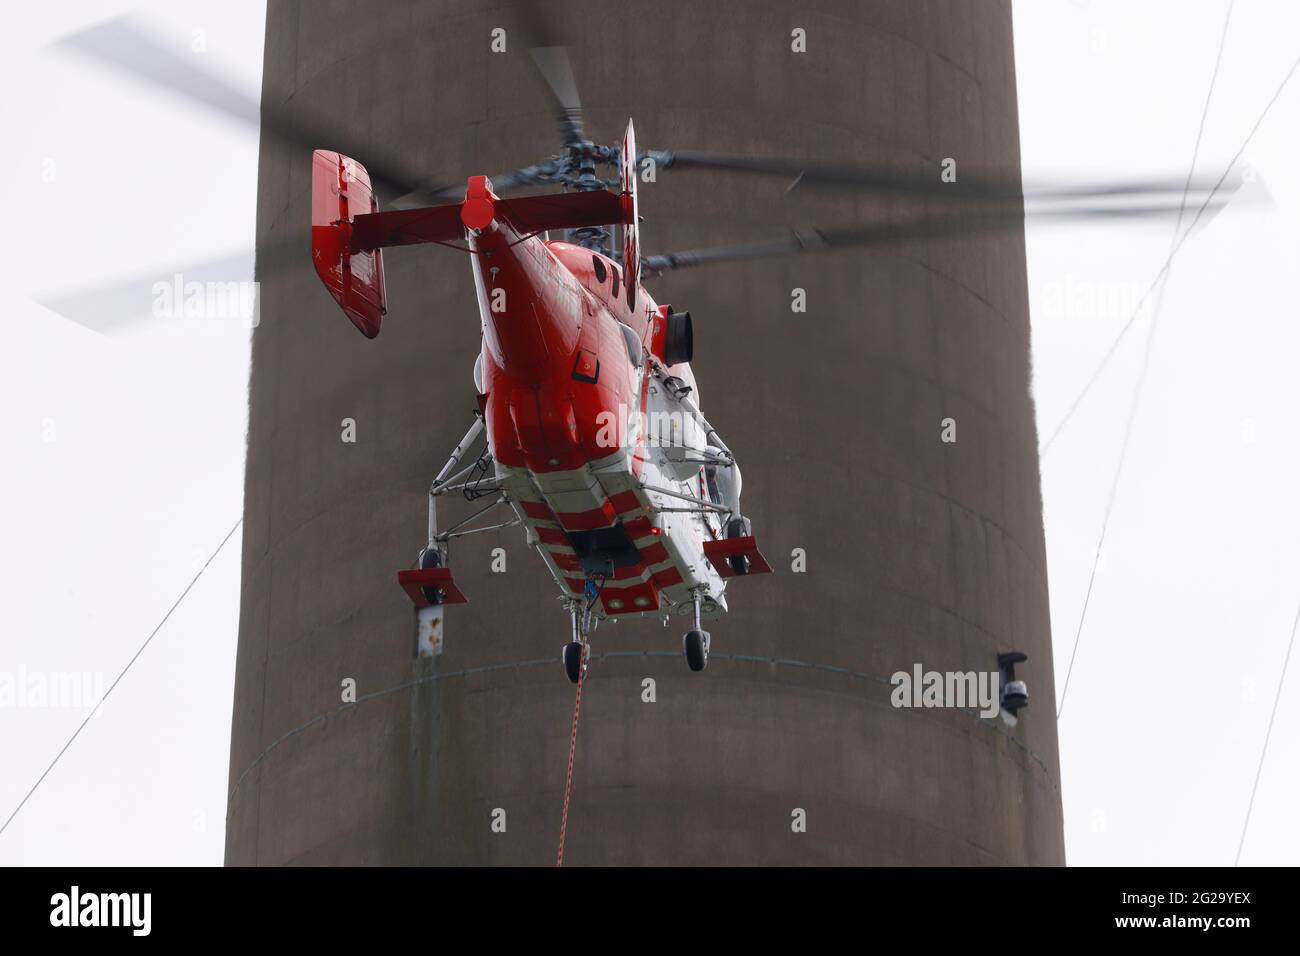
[
  {"left": 563, "top": 641, "right": 585, "bottom": 684},
  {"left": 683, "top": 630, "right": 710, "bottom": 672},
  {"left": 725, "top": 516, "right": 752, "bottom": 576},
  {"left": 417, "top": 546, "right": 445, "bottom": 605}
]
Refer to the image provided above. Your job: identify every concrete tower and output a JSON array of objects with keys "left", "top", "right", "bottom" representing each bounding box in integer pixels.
[{"left": 226, "top": 0, "right": 1065, "bottom": 865}]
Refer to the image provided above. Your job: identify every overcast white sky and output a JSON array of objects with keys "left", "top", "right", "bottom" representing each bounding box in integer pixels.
[{"left": 0, "top": 0, "right": 1295, "bottom": 866}]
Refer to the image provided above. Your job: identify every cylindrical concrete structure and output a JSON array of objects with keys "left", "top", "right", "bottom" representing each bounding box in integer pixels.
[{"left": 226, "top": 0, "right": 1064, "bottom": 865}]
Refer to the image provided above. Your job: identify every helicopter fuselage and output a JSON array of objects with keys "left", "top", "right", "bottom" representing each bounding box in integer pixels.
[{"left": 466, "top": 185, "right": 731, "bottom": 623}]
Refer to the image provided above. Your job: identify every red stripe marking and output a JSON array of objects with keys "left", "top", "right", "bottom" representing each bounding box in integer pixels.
[
  {"left": 521, "top": 500, "right": 555, "bottom": 521},
  {"left": 652, "top": 567, "right": 684, "bottom": 589},
  {"left": 609, "top": 489, "right": 643, "bottom": 516},
  {"left": 536, "top": 527, "right": 570, "bottom": 546},
  {"left": 623, "top": 517, "right": 656, "bottom": 539},
  {"left": 555, "top": 500, "right": 617, "bottom": 531},
  {"left": 638, "top": 541, "right": 669, "bottom": 565}
]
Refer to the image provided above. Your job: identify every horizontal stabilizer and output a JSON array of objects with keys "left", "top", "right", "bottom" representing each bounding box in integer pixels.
[
  {"left": 350, "top": 204, "right": 466, "bottom": 251},
  {"left": 496, "top": 190, "right": 627, "bottom": 235},
  {"left": 348, "top": 189, "right": 626, "bottom": 252}
]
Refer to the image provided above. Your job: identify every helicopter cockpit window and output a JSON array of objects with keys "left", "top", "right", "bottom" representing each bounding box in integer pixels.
[
  {"left": 591, "top": 255, "right": 607, "bottom": 284},
  {"left": 619, "top": 322, "right": 642, "bottom": 366},
  {"left": 611, "top": 266, "right": 620, "bottom": 300}
]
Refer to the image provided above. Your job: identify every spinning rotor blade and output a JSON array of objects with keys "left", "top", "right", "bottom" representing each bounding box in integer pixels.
[
  {"left": 646, "top": 150, "right": 1236, "bottom": 207},
  {"left": 510, "top": 0, "right": 586, "bottom": 147},
  {"left": 529, "top": 46, "right": 586, "bottom": 147},
  {"left": 641, "top": 194, "right": 1237, "bottom": 276},
  {"left": 36, "top": 232, "right": 305, "bottom": 334},
  {"left": 390, "top": 162, "right": 564, "bottom": 207},
  {"left": 55, "top": 17, "right": 585, "bottom": 210},
  {"left": 52, "top": 16, "right": 454, "bottom": 206}
]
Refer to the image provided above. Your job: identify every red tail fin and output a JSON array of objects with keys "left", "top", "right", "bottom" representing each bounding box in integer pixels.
[{"left": 311, "top": 149, "right": 387, "bottom": 338}]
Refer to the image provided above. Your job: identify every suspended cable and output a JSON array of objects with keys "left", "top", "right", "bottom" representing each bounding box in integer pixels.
[
  {"left": 0, "top": 517, "right": 243, "bottom": 839},
  {"left": 1235, "top": 596, "right": 1299, "bottom": 865},
  {"left": 556, "top": 644, "right": 589, "bottom": 867},
  {"left": 1057, "top": 1, "right": 1235, "bottom": 718},
  {"left": 1041, "top": 29, "right": 1300, "bottom": 459}
]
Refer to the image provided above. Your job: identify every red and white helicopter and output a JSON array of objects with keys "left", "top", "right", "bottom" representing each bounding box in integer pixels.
[
  {"left": 53, "top": 21, "right": 1239, "bottom": 682},
  {"left": 306, "top": 52, "right": 1230, "bottom": 682},
  {"left": 312, "top": 106, "right": 771, "bottom": 681}
]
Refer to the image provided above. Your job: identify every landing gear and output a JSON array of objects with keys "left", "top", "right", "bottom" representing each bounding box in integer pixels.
[
  {"left": 417, "top": 546, "right": 445, "bottom": 605},
  {"left": 561, "top": 592, "right": 595, "bottom": 684},
  {"left": 683, "top": 629, "right": 710, "bottom": 672},
  {"left": 563, "top": 640, "right": 585, "bottom": 684},
  {"left": 724, "top": 516, "right": 752, "bottom": 575},
  {"left": 682, "top": 587, "right": 711, "bottom": 672}
]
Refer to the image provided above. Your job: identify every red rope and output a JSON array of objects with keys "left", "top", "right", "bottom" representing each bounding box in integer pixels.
[{"left": 556, "top": 644, "right": 588, "bottom": 867}]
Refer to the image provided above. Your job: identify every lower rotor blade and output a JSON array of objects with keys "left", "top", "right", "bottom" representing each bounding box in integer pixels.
[
  {"left": 642, "top": 195, "right": 1236, "bottom": 276},
  {"left": 647, "top": 149, "right": 1236, "bottom": 207},
  {"left": 37, "top": 233, "right": 303, "bottom": 334}
]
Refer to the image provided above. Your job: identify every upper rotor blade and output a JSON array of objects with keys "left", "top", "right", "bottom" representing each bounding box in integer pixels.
[
  {"left": 508, "top": 0, "right": 585, "bottom": 145},
  {"left": 53, "top": 16, "right": 261, "bottom": 126},
  {"left": 52, "top": 16, "right": 451, "bottom": 204},
  {"left": 389, "top": 162, "right": 563, "bottom": 208},
  {"left": 529, "top": 46, "right": 582, "bottom": 115},
  {"left": 642, "top": 195, "right": 1236, "bottom": 276},
  {"left": 529, "top": 46, "right": 585, "bottom": 146}
]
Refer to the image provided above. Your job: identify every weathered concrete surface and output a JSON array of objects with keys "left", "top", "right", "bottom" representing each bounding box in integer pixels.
[{"left": 225, "top": 0, "right": 1064, "bottom": 865}]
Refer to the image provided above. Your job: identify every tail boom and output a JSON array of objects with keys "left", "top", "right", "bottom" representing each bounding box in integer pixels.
[{"left": 311, "top": 152, "right": 632, "bottom": 339}]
